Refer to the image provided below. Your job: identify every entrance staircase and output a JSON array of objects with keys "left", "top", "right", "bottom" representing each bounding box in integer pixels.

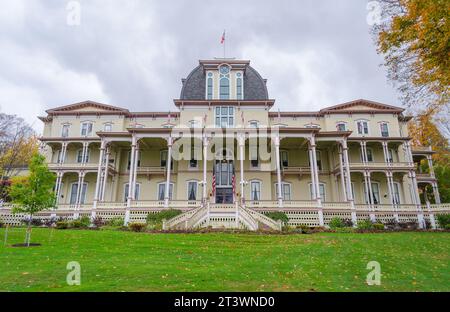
[{"left": 163, "top": 203, "right": 282, "bottom": 231}]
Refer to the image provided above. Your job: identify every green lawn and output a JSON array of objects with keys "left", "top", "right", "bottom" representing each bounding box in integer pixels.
[{"left": 0, "top": 228, "right": 449, "bottom": 292}]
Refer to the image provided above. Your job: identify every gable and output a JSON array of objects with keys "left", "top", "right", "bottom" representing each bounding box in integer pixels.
[
  {"left": 320, "top": 99, "right": 404, "bottom": 113},
  {"left": 46, "top": 101, "right": 129, "bottom": 114}
]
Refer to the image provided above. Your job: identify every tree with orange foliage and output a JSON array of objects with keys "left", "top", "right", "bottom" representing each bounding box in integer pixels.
[
  {"left": 372, "top": 0, "right": 449, "bottom": 110},
  {"left": 0, "top": 113, "right": 37, "bottom": 179}
]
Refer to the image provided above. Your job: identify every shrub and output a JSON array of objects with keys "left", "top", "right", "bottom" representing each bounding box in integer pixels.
[
  {"left": 56, "top": 221, "right": 69, "bottom": 229},
  {"left": 92, "top": 217, "right": 105, "bottom": 228},
  {"left": 0, "top": 220, "right": 4, "bottom": 228},
  {"left": 265, "top": 212, "right": 289, "bottom": 225},
  {"left": 294, "top": 224, "right": 311, "bottom": 234},
  {"left": 437, "top": 214, "right": 450, "bottom": 228},
  {"left": 373, "top": 223, "right": 385, "bottom": 230},
  {"left": 329, "top": 217, "right": 345, "bottom": 229},
  {"left": 445, "top": 224, "right": 450, "bottom": 230},
  {"left": 107, "top": 217, "right": 125, "bottom": 227},
  {"left": 357, "top": 219, "right": 374, "bottom": 230},
  {"left": 146, "top": 209, "right": 183, "bottom": 225},
  {"left": 79, "top": 216, "right": 91, "bottom": 227},
  {"left": 128, "top": 222, "right": 146, "bottom": 232}
]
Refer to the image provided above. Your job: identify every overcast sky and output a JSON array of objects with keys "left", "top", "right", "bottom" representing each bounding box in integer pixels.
[{"left": 0, "top": 0, "right": 400, "bottom": 133}]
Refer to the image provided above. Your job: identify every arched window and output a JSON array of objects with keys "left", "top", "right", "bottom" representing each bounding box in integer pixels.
[
  {"left": 236, "top": 78, "right": 243, "bottom": 100},
  {"left": 219, "top": 78, "right": 230, "bottom": 100},
  {"left": 207, "top": 77, "right": 213, "bottom": 100}
]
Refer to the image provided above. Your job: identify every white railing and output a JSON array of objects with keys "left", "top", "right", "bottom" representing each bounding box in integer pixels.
[
  {"left": 48, "top": 163, "right": 115, "bottom": 171},
  {"left": 164, "top": 205, "right": 203, "bottom": 230},
  {"left": 209, "top": 203, "right": 237, "bottom": 210},
  {"left": 345, "top": 162, "right": 415, "bottom": 169},
  {"left": 187, "top": 205, "right": 209, "bottom": 229},
  {"left": 137, "top": 166, "right": 166, "bottom": 175},
  {"left": 322, "top": 202, "right": 352, "bottom": 209},
  {"left": 246, "top": 200, "right": 317, "bottom": 209},
  {"left": 430, "top": 203, "right": 450, "bottom": 211},
  {"left": 238, "top": 207, "right": 258, "bottom": 230},
  {"left": 242, "top": 206, "right": 282, "bottom": 231}
]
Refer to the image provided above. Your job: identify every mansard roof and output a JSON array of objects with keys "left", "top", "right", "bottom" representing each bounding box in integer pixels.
[{"left": 179, "top": 60, "right": 269, "bottom": 100}]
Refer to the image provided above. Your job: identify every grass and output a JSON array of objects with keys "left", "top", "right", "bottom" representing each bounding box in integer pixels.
[{"left": 0, "top": 228, "right": 449, "bottom": 292}]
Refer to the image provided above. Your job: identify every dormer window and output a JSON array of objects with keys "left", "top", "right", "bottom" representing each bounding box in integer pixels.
[
  {"left": 206, "top": 72, "right": 213, "bottom": 100},
  {"left": 236, "top": 73, "right": 243, "bottom": 100},
  {"left": 219, "top": 78, "right": 230, "bottom": 99},
  {"left": 356, "top": 120, "right": 369, "bottom": 135},
  {"left": 219, "top": 65, "right": 230, "bottom": 75},
  {"left": 81, "top": 122, "right": 93, "bottom": 136}
]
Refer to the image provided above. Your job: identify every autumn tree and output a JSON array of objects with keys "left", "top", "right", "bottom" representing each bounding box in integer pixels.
[
  {"left": 9, "top": 154, "right": 56, "bottom": 246},
  {"left": 408, "top": 107, "right": 450, "bottom": 164},
  {"left": 372, "top": 0, "right": 449, "bottom": 110},
  {"left": 0, "top": 113, "right": 37, "bottom": 179}
]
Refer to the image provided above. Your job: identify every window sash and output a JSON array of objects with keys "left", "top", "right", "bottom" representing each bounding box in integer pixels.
[
  {"left": 81, "top": 123, "right": 93, "bottom": 136},
  {"left": 275, "top": 183, "right": 291, "bottom": 201},
  {"left": 158, "top": 184, "right": 173, "bottom": 201},
  {"left": 188, "top": 182, "right": 197, "bottom": 201},
  {"left": 61, "top": 125, "right": 69, "bottom": 137},
  {"left": 250, "top": 181, "right": 261, "bottom": 201},
  {"left": 380, "top": 123, "right": 389, "bottom": 137}
]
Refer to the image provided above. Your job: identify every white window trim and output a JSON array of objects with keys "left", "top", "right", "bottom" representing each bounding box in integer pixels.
[
  {"left": 205, "top": 71, "right": 214, "bottom": 100},
  {"left": 393, "top": 182, "right": 402, "bottom": 204},
  {"left": 379, "top": 121, "right": 390, "bottom": 137},
  {"left": 308, "top": 182, "right": 326, "bottom": 201},
  {"left": 336, "top": 121, "right": 347, "bottom": 131},
  {"left": 123, "top": 183, "right": 141, "bottom": 202},
  {"left": 186, "top": 180, "right": 199, "bottom": 201},
  {"left": 364, "top": 181, "right": 381, "bottom": 204},
  {"left": 69, "top": 182, "right": 88, "bottom": 204},
  {"left": 236, "top": 72, "right": 244, "bottom": 100},
  {"left": 355, "top": 119, "right": 370, "bottom": 136},
  {"left": 248, "top": 120, "right": 260, "bottom": 128},
  {"left": 249, "top": 180, "right": 262, "bottom": 201},
  {"left": 76, "top": 148, "right": 90, "bottom": 163},
  {"left": 157, "top": 182, "right": 175, "bottom": 200},
  {"left": 80, "top": 121, "right": 94, "bottom": 137},
  {"left": 274, "top": 182, "right": 292, "bottom": 201},
  {"left": 61, "top": 124, "right": 70, "bottom": 137},
  {"left": 103, "top": 122, "right": 113, "bottom": 132}
]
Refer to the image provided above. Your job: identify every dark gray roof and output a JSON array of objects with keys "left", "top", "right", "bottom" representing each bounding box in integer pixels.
[{"left": 180, "top": 64, "right": 269, "bottom": 100}]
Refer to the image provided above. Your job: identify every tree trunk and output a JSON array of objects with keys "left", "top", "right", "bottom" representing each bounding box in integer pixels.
[{"left": 26, "top": 215, "right": 32, "bottom": 247}]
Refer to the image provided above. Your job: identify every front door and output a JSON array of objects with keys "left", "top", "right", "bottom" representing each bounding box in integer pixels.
[{"left": 215, "top": 160, "right": 234, "bottom": 204}]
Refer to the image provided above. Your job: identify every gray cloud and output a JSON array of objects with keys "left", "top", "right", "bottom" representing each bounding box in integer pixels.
[{"left": 0, "top": 0, "right": 399, "bottom": 133}]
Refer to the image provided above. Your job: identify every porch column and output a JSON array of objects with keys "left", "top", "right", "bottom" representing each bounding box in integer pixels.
[
  {"left": 432, "top": 182, "right": 441, "bottom": 204},
  {"left": 382, "top": 141, "right": 390, "bottom": 164},
  {"left": 164, "top": 137, "right": 173, "bottom": 208},
  {"left": 131, "top": 143, "right": 139, "bottom": 203},
  {"left": 238, "top": 134, "right": 246, "bottom": 206},
  {"left": 74, "top": 171, "right": 85, "bottom": 219},
  {"left": 365, "top": 171, "right": 376, "bottom": 222},
  {"left": 410, "top": 170, "right": 425, "bottom": 229},
  {"left": 424, "top": 188, "right": 437, "bottom": 229},
  {"left": 274, "top": 135, "right": 283, "bottom": 208},
  {"left": 60, "top": 143, "right": 68, "bottom": 164},
  {"left": 338, "top": 146, "right": 347, "bottom": 201},
  {"left": 93, "top": 140, "right": 106, "bottom": 216},
  {"left": 81, "top": 142, "right": 89, "bottom": 164},
  {"left": 426, "top": 155, "right": 435, "bottom": 178},
  {"left": 125, "top": 135, "right": 137, "bottom": 225},
  {"left": 360, "top": 141, "right": 367, "bottom": 164},
  {"left": 310, "top": 136, "right": 324, "bottom": 226},
  {"left": 54, "top": 171, "right": 63, "bottom": 218},
  {"left": 202, "top": 135, "right": 209, "bottom": 203},
  {"left": 101, "top": 146, "right": 111, "bottom": 202},
  {"left": 385, "top": 171, "right": 399, "bottom": 222},
  {"left": 342, "top": 140, "right": 357, "bottom": 225}
]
